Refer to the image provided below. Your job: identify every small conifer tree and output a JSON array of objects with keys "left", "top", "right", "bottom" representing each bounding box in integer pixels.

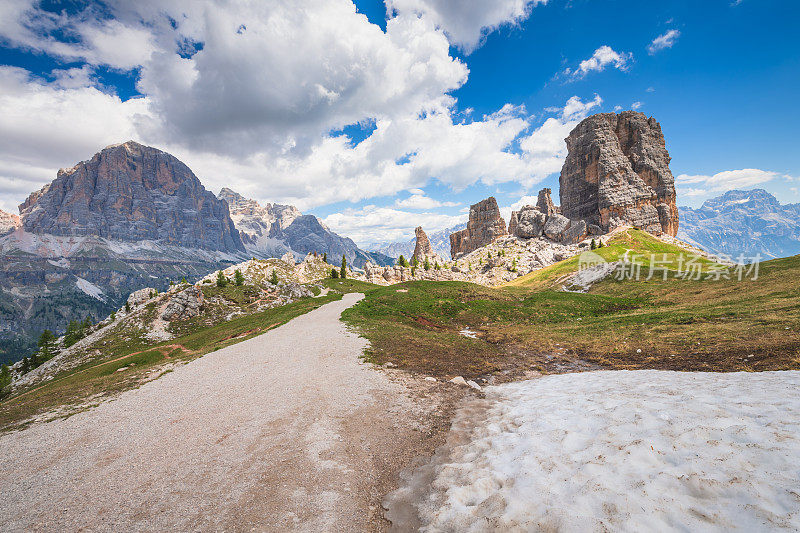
[
  {"left": 340, "top": 255, "right": 347, "bottom": 279},
  {"left": 331, "top": 268, "right": 339, "bottom": 279},
  {"left": 270, "top": 269, "right": 279, "bottom": 285},
  {"left": 323, "top": 252, "right": 328, "bottom": 264},
  {"left": 234, "top": 269, "right": 245, "bottom": 286},
  {"left": 590, "top": 238, "right": 597, "bottom": 250},
  {"left": 216, "top": 270, "right": 228, "bottom": 287},
  {"left": 398, "top": 255, "right": 408, "bottom": 267},
  {"left": 424, "top": 257, "right": 430, "bottom": 270}
]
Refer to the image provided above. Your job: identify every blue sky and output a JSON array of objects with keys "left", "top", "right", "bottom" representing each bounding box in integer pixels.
[{"left": 0, "top": 0, "right": 797, "bottom": 245}]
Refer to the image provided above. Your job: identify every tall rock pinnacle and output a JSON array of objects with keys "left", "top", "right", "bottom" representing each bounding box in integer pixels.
[{"left": 559, "top": 111, "right": 679, "bottom": 236}]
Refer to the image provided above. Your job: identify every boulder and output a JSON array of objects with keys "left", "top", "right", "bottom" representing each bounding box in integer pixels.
[
  {"left": 544, "top": 213, "right": 571, "bottom": 241},
  {"left": 561, "top": 219, "right": 588, "bottom": 245},
  {"left": 559, "top": 111, "right": 678, "bottom": 236},
  {"left": 515, "top": 208, "right": 547, "bottom": 238}
]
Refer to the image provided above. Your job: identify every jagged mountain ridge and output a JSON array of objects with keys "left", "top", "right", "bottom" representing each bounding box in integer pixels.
[
  {"left": 678, "top": 189, "right": 800, "bottom": 259},
  {"left": 219, "top": 188, "right": 393, "bottom": 268}
]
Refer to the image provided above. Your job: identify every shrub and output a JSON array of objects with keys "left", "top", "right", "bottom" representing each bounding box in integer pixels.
[
  {"left": 424, "top": 258, "right": 430, "bottom": 270},
  {"left": 323, "top": 252, "right": 328, "bottom": 264},
  {"left": 234, "top": 269, "right": 245, "bottom": 286},
  {"left": 331, "top": 268, "right": 339, "bottom": 279},
  {"left": 270, "top": 269, "right": 280, "bottom": 285},
  {"left": 598, "top": 240, "right": 605, "bottom": 248},
  {"left": 216, "top": 270, "right": 228, "bottom": 287},
  {"left": 125, "top": 301, "right": 131, "bottom": 313}
]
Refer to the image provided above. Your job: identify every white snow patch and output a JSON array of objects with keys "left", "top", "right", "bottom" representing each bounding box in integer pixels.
[
  {"left": 386, "top": 370, "right": 800, "bottom": 531},
  {"left": 459, "top": 329, "right": 478, "bottom": 339},
  {"left": 75, "top": 277, "right": 106, "bottom": 301}
]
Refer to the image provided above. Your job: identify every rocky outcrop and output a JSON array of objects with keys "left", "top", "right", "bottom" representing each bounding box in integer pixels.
[
  {"left": 536, "top": 188, "right": 558, "bottom": 216},
  {"left": 559, "top": 111, "right": 678, "bottom": 236},
  {"left": 0, "top": 210, "right": 20, "bottom": 236},
  {"left": 412, "top": 226, "right": 443, "bottom": 265},
  {"left": 450, "top": 197, "right": 507, "bottom": 258},
  {"left": 161, "top": 286, "right": 204, "bottom": 321},
  {"left": 369, "top": 223, "right": 465, "bottom": 261},
  {"left": 20, "top": 141, "right": 244, "bottom": 252}
]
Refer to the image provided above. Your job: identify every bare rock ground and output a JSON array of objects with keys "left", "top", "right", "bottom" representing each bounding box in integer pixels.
[{"left": 0, "top": 293, "right": 458, "bottom": 532}]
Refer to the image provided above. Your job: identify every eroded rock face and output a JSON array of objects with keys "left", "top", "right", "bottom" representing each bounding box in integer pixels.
[
  {"left": 450, "top": 197, "right": 507, "bottom": 258},
  {"left": 559, "top": 111, "right": 678, "bottom": 236},
  {"left": 19, "top": 141, "right": 244, "bottom": 251},
  {"left": 161, "top": 286, "right": 204, "bottom": 321},
  {"left": 218, "top": 187, "right": 300, "bottom": 247},
  {"left": 0, "top": 210, "right": 20, "bottom": 236}
]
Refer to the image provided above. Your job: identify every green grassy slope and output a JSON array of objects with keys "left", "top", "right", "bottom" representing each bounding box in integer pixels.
[{"left": 341, "top": 230, "right": 800, "bottom": 380}]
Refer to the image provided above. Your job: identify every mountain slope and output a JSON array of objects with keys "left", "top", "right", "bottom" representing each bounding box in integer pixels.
[
  {"left": 219, "top": 188, "right": 393, "bottom": 268},
  {"left": 678, "top": 189, "right": 800, "bottom": 259},
  {"left": 1, "top": 142, "right": 247, "bottom": 364}
]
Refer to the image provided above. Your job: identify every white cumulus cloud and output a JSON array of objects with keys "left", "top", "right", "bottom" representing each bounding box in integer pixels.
[
  {"left": 388, "top": 0, "right": 547, "bottom": 53},
  {"left": 565, "top": 45, "right": 633, "bottom": 79}
]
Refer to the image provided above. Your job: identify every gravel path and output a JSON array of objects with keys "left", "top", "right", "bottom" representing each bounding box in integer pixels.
[{"left": 0, "top": 293, "right": 453, "bottom": 532}]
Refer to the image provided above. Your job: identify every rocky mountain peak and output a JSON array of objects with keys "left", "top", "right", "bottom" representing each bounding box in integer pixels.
[
  {"left": 559, "top": 111, "right": 678, "bottom": 236},
  {"left": 700, "top": 188, "right": 781, "bottom": 212},
  {"left": 0, "top": 209, "right": 20, "bottom": 236},
  {"left": 19, "top": 141, "right": 244, "bottom": 252}
]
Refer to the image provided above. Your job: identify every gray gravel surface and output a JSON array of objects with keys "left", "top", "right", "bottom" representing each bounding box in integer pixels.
[{"left": 0, "top": 293, "right": 452, "bottom": 532}]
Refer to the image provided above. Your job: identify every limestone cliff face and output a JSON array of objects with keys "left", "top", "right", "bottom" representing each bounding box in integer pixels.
[
  {"left": 559, "top": 111, "right": 678, "bottom": 236},
  {"left": 0, "top": 210, "right": 20, "bottom": 236},
  {"left": 449, "top": 197, "right": 507, "bottom": 258},
  {"left": 19, "top": 141, "right": 244, "bottom": 252},
  {"left": 218, "top": 187, "right": 300, "bottom": 247}
]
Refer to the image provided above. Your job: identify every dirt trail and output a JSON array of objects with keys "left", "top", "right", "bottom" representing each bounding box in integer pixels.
[{"left": 0, "top": 293, "right": 457, "bottom": 532}]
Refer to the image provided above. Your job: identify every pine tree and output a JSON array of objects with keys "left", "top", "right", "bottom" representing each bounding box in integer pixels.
[
  {"left": 424, "top": 257, "right": 430, "bottom": 270},
  {"left": 598, "top": 240, "right": 605, "bottom": 248},
  {"left": 0, "top": 364, "right": 11, "bottom": 396},
  {"left": 511, "top": 258, "right": 518, "bottom": 272},
  {"left": 125, "top": 301, "right": 131, "bottom": 313},
  {"left": 37, "top": 329, "right": 56, "bottom": 363},
  {"left": 234, "top": 269, "right": 245, "bottom": 286},
  {"left": 340, "top": 255, "right": 347, "bottom": 279},
  {"left": 590, "top": 238, "right": 597, "bottom": 250},
  {"left": 331, "top": 268, "right": 339, "bottom": 279},
  {"left": 398, "top": 255, "right": 408, "bottom": 267},
  {"left": 323, "top": 252, "right": 328, "bottom": 264},
  {"left": 182, "top": 277, "right": 188, "bottom": 284},
  {"left": 216, "top": 270, "right": 228, "bottom": 287},
  {"left": 270, "top": 269, "right": 279, "bottom": 285}
]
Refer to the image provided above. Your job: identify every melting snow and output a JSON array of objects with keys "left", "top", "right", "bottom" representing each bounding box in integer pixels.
[
  {"left": 386, "top": 370, "right": 800, "bottom": 531},
  {"left": 75, "top": 277, "right": 106, "bottom": 301},
  {"left": 459, "top": 329, "right": 478, "bottom": 339}
]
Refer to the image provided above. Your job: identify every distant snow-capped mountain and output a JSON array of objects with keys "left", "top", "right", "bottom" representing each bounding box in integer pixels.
[{"left": 678, "top": 189, "right": 800, "bottom": 259}]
